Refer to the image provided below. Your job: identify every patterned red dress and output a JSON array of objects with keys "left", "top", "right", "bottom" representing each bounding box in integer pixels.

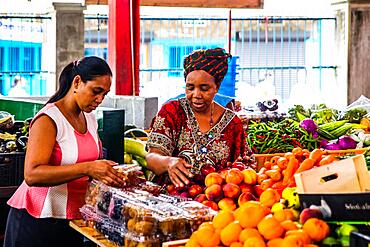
[{"left": 147, "top": 98, "right": 246, "bottom": 189}]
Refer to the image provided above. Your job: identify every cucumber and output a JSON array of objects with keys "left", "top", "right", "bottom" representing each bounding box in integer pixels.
[
  {"left": 124, "top": 138, "right": 148, "bottom": 158},
  {"left": 319, "top": 120, "right": 348, "bottom": 132},
  {"left": 347, "top": 124, "right": 367, "bottom": 129},
  {"left": 317, "top": 128, "right": 336, "bottom": 140},
  {"left": 330, "top": 123, "right": 354, "bottom": 138}
]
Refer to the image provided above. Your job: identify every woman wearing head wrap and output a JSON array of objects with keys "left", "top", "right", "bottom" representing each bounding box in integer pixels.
[{"left": 146, "top": 48, "right": 248, "bottom": 194}]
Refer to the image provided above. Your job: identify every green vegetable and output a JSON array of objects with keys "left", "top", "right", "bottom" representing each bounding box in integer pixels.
[
  {"left": 246, "top": 119, "right": 319, "bottom": 153},
  {"left": 310, "top": 108, "right": 338, "bottom": 125},
  {"left": 288, "top": 105, "right": 311, "bottom": 121},
  {"left": 124, "top": 138, "right": 148, "bottom": 158},
  {"left": 340, "top": 108, "right": 368, "bottom": 123},
  {"left": 319, "top": 120, "right": 348, "bottom": 132},
  {"left": 330, "top": 123, "right": 366, "bottom": 139},
  {"left": 132, "top": 154, "right": 148, "bottom": 167},
  {"left": 317, "top": 128, "right": 337, "bottom": 140}
]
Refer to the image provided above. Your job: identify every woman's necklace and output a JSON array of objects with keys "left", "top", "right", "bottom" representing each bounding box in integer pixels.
[
  {"left": 208, "top": 102, "right": 214, "bottom": 139},
  {"left": 209, "top": 102, "right": 214, "bottom": 128}
]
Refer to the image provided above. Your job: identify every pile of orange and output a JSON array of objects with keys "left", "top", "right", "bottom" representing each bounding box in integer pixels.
[{"left": 185, "top": 201, "right": 329, "bottom": 247}]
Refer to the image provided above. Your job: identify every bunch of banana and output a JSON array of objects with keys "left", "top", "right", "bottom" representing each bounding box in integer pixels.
[
  {"left": 318, "top": 120, "right": 367, "bottom": 140},
  {"left": 124, "top": 137, "right": 147, "bottom": 166},
  {"left": 124, "top": 137, "right": 156, "bottom": 181}
]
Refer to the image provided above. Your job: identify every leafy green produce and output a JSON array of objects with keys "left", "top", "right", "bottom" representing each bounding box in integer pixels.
[
  {"left": 339, "top": 107, "right": 368, "bottom": 123},
  {"left": 246, "top": 119, "right": 319, "bottom": 154},
  {"left": 288, "top": 105, "right": 311, "bottom": 121}
]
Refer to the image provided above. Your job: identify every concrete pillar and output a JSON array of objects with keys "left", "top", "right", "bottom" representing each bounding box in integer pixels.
[
  {"left": 51, "top": 2, "right": 86, "bottom": 91},
  {"left": 332, "top": 0, "right": 370, "bottom": 104}
]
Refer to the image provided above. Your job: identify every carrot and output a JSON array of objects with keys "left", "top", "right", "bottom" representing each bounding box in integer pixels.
[
  {"left": 270, "top": 156, "right": 281, "bottom": 164},
  {"left": 284, "top": 152, "right": 295, "bottom": 160},
  {"left": 309, "top": 149, "right": 324, "bottom": 163},
  {"left": 292, "top": 147, "right": 303, "bottom": 157},
  {"left": 282, "top": 157, "right": 299, "bottom": 186},
  {"left": 264, "top": 161, "right": 273, "bottom": 170},
  {"left": 265, "top": 169, "right": 282, "bottom": 181},
  {"left": 295, "top": 158, "right": 315, "bottom": 174},
  {"left": 271, "top": 164, "right": 282, "bottom": 172},
  {"left": 257, "top": 174, "right": 269, "bottom": 184},
  {"left": 258, "top": 167, "right": 267, "bottom": 175},
  {"left": 271, "top": 181, "right": 284, "bottom": 190},
  {"left": 287, "top": 177, "right": 296, "bottom": 187},
  {"left": 260, "top": 178, "right": 274, "bottom": 190},
  {"left": 277, "top": 157, "right": 288, "bottom": 170},
  {"left": 318, "top": 155, "right": 336, "bottom": 166}
]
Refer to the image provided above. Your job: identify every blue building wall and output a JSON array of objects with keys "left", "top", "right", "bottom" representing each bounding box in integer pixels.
[{"left": 0, "top": 40, "right": 45, "bottom": 96}]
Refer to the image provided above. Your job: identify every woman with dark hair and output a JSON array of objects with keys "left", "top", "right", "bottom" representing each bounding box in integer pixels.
[
  {"left": 146, "top": 48, "right": 248, "bottom": 192},
  {"left": 4, "top": 56, "right": 125, "bottom": 247}
]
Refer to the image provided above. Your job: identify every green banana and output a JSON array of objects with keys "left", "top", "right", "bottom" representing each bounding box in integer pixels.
[
  {"left": 133, "top": 155, "right": 148, "bottom": 167},
  {"left": 124, "top": 138, "right": 148, "bottom": 158}
]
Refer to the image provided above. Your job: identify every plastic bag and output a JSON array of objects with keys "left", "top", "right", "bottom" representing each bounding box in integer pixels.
[{"left": 346, "top": 95, "right": 370, "bottom": 112}]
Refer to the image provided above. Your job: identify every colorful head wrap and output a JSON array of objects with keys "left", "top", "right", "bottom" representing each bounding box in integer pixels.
[{"left": 183, "top": 48, "right": 231, "bottom": 86}]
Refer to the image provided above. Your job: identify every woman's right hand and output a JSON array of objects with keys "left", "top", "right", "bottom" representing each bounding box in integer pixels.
[
  {"left": 87, "top": 160, "right": 126, "bottom": 187},
  {"left": 167, "top": 157, "right": 193, "bottom": 188}
]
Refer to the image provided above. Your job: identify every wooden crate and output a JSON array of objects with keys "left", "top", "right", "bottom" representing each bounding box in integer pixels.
[
  {"left": 253, "top": 153, "right": 285, "bottom": 170},
  {"left": 162, "top": 239, "right": 188, "bottom": 247}
]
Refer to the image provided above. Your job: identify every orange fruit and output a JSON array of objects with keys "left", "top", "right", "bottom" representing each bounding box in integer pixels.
[
  {"left": 260, "top": 188, "right": 281, "bottom": 207},
  {"left": 302, "top": 218, "right": 329, "bottom": 242},
  {"left": 185, "top": 238, "right": 201, "bottom": 247},
  {"left": 234, "top": 207, "right": 242, "bottom": 219},
  {"left": 239, "top": 228, "right": 263, "bottom": 243},
  {"left": 236, "top": 202, "right": 269, "bottom": 228},
  {"left": 283, "top": 235, "right": 305, "bottom": 247},
  {"left": 193, "top": 227, "right": 221, "bottom": 247},
  {"left": 198, "top": 221, "right": 215, "bottom": 231},
  {"left": 285, "top": 230, "right": 311, "bottom": 244},
  {"left": 257, "top": 214, "right": 285, "bottom": 240},
  {"left": 243, "top": 237, "right": 266, "bottom": 247},
  {"left": 273, "top": 209, "right": 295, "bottom": 222},
  {"left": 212, "top": 210, "right": 235, "bottom": 230},
  {"left": 220, "top": 221, "right": 243, "bottom": 246},
  {"left": 266, "top": 238, "right": 284, "bottom": 247},
  {"left": 230, "top": 242, "right": 244, "bottom": 247},
  {"left": 280, "top": 220, "right": 299, "bottom": 231}
]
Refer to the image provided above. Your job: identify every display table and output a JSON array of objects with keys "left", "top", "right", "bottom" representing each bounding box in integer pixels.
[
  {"left": 69, "top": 220, "right": 118, "bottom": 247},
  {"left": 70, "top": 220, "right": 189, "bottom": 247}
]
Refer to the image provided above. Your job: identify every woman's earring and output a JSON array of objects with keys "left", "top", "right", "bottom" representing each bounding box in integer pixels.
[{"left": 73, "top": 90, "right": 77, "bottom": 94}]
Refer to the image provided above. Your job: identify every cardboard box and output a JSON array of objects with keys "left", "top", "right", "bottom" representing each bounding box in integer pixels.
[
  {"left": 294, "top": 155, "right": 370, "bottom": 193},
  {"left": 296, "top": 155, "right": 370, "bottom": 221}
]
